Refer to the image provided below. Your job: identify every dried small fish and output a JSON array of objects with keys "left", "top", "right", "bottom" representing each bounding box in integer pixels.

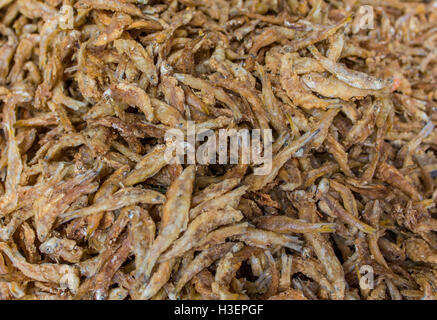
[
  {"left": 123, "top": 145, "right": 167, "bottom": 187},
  {"left": 174, "top": 243, "right": 234, "bottom": 294},
  {"left": 244, "top": 129, "right": 319, "bottom": 191},
  {"left": 39, "top": 237, "right": 83, "bottom": 263},
  {"left": 58, "top": 188, "right": 166, "bottom": 225},
  {"left": 280, "top": 53, "right": 332, "bottom": 110},
  {"left": 110, "top": 82, "right": 155, "bottom": 122},
  {"left": 302, "top": 73, "right": 387, "bottom": 100},
  {"left": 174, "top": 73, "right": 242, "bottom": 121},
  {"left": 159, "top": 206, "right": 243, "bottom": 262},
  {"left": 0, "top": 243, "right": 79, "bottom": 294},
  {"left": 309, "top": 45, "right": 392, "bottom": 90},
  {"left": 0, "top": 0, "right": 435, "bottom": 301},
  {"left": 256, "top": 216, "right": 336, "bottom": 234},
  {"left": 93, "top": 13, "right": 132, "bottom": 47},
  {"left": 234, "top": 227, "right": 302, "bottom": 251},
  {"left": 320, "top": 195, "right": 376, "bottom": 234},
  {"left": 114, "top": 39, "right": 158, "bottom": 86},
  {"left": 142, "top": 165, "right": 195, "bottom": 278}
]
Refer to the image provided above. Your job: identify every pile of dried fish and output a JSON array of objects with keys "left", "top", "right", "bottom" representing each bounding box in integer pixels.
[{"left": 0, "top": 0, "right": 437, "bottom": 300}]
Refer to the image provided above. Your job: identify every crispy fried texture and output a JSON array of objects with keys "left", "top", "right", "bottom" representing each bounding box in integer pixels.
[{"left": 0, "top": 0, "right": 436, "bottom": 301}]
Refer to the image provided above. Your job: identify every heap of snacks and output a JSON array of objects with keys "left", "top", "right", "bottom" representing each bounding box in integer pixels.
[{"left": 0, "top": 0, "right": 437, "bottom": 300}]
